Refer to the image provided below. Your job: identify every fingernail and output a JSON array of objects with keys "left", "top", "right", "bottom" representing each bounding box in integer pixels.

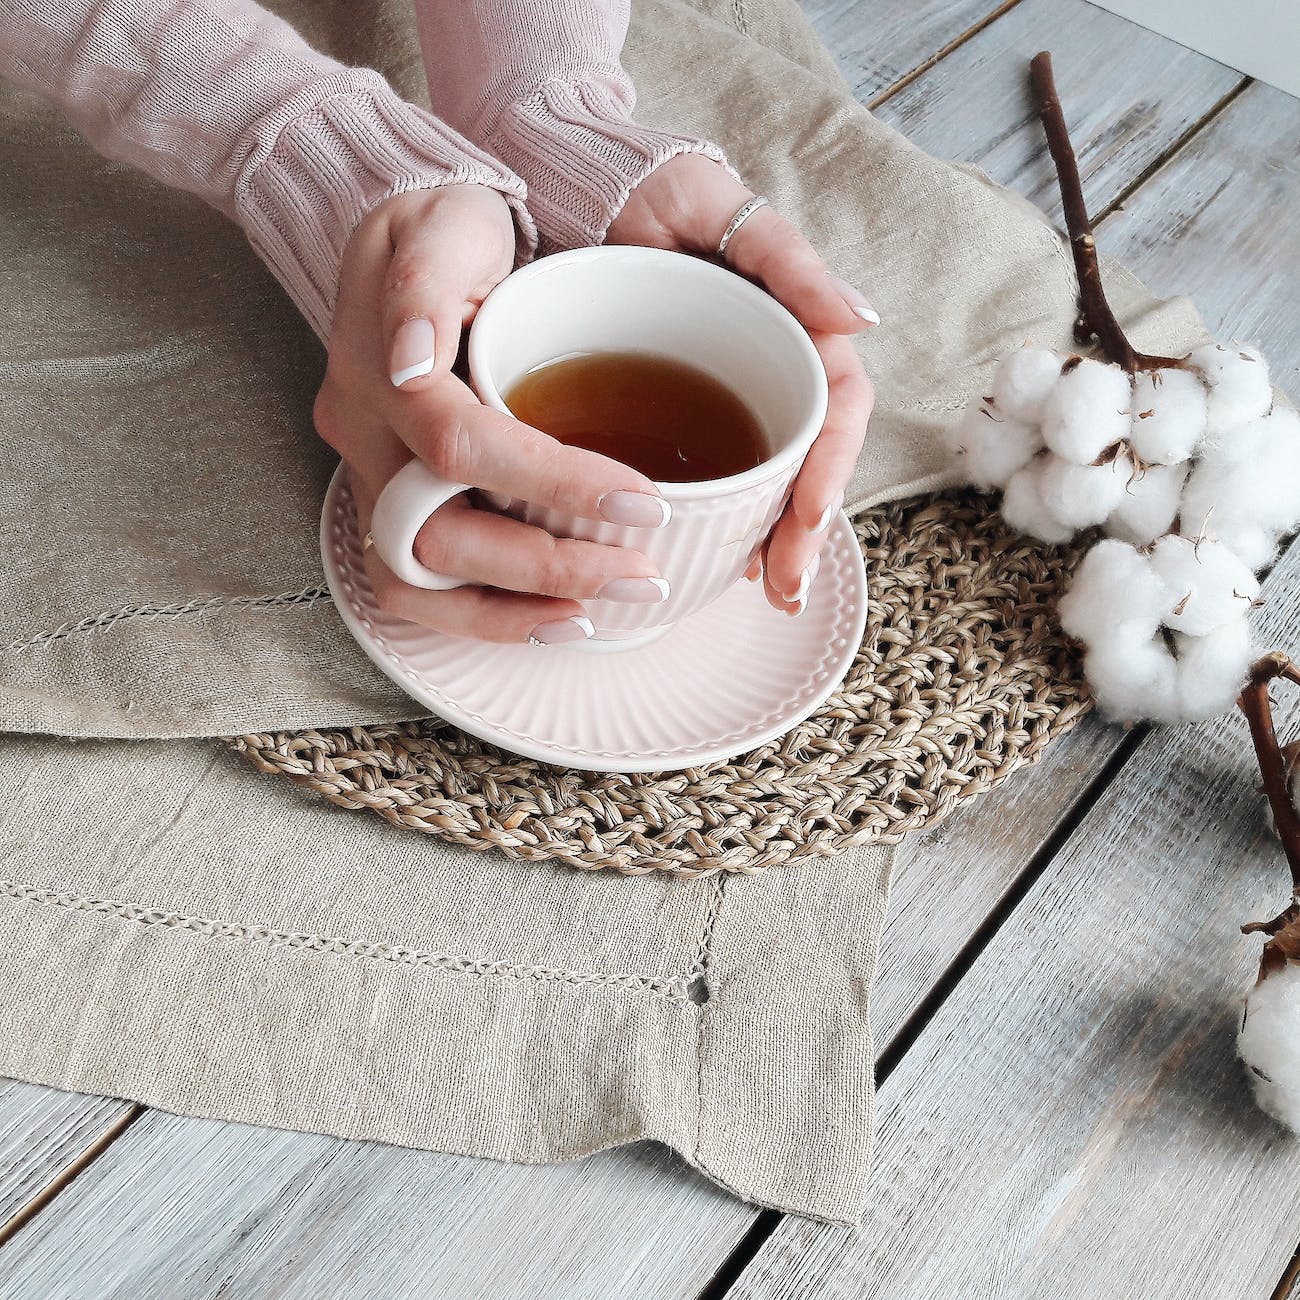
[
  {"left": 782, "top": 552, "right": 822, "bottom": 610},
  {"left": 597, "top": 491, "right": 672, "bottom": 528},
  {"left": 813, "top": 494, "right": 842, "bottom": 533},
  {"left": 826, "top": 274, "right": 880, "bottom": 325},
  {"left": 529, "top": 615, "right": 595, "bottom": 646},
  {"left": 390, "top": 318, "right": 436, "bottom": 388},
  {"left": 597, "top": 576, "right": 671, "bottom": 603}
]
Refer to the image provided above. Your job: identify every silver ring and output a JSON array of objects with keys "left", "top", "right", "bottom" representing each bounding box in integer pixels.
[{"left": 716, "top": 195, "right": 770, "bottom": 258}]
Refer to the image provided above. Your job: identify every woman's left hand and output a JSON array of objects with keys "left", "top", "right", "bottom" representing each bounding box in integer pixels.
[{"left": 607, "top": 153, "right": 876, "bottom": 614}]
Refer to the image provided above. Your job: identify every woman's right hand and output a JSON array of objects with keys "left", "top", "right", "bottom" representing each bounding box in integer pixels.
[{"left": 314, "top": 184, "right": 673, "bottom": 645}]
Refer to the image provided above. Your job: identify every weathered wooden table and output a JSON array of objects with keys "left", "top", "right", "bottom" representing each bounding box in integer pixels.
[{"left": 4, "top": 1, "right": 1300, "bottom": 1295}]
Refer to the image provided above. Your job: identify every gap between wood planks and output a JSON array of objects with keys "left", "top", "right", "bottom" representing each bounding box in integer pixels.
[
  {"left": 863, "top": 0, "right": 1026, "bottom": 109},
  {"left": 1273, "top": 1245, "right": 1300, "bottom": 1300},
  {"left": 697, "top": 61, "right": 1262, "bottom": 1300},
  {"left": 1087, "top": 77, "right": 1250, "bottom": 226},
  {"left": 0, "top": 1106, "right": 142, "bottom": 1250}
]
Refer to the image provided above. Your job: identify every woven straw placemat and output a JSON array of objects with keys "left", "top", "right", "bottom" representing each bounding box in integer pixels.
[{"left": 230, "top": 491, "right": 1092, "bottom": 876}]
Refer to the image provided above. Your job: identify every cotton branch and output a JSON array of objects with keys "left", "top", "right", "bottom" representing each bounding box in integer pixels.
[
  {"left": 1029, "top": 51, "right": 1183, "bottom": 373},
  {"left": 1238, "top": 653, "right": 1300, "bottom": 979}
]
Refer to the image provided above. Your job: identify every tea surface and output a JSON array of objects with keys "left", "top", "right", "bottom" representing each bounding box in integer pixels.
[{"left": 504, "top": 351, "right": 767, "bottom": 482}]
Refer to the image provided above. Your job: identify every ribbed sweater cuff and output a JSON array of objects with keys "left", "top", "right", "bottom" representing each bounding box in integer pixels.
[
  {"left": 489, "top": 80, "right": 739, "bottom": 252},
  {"left": 239, "top": 78, "right": 537, "bottom": 340}
]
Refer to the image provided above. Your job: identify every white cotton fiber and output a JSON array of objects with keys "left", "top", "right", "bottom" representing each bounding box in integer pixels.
[
  {"left": 1040, "top": 359, "right": 1132, "bottom": 464},
  {"left": 1191, "top": 342, "right": 1272, "bottom": 435},
  {"left": 1239, "top": 962, "right": 1300, "bottom": 1133},
  {"left": 1178, "top": 460, "right": 1241, "bottom": 542},
  {"left": 1128, "top": 367, "right": 1207, "bottom": 464},
  {"left": 1149, "top": 534, "right": 1260, "bottom": 636},
  {"left": 1058, "top": 539, "right": 1171, "bottom": 644},
  {"left": 991, "top": 346, "right": 1063, "bottom": 423},
  {"left": 1001, "top": 459, "right": 1077, "bottom": 544},
  {"left": 1104, "top": 461, "right": 1188, "bottom": 546},
  {"left": 1172, "top": 619, "right": 1254, "bottom": 721},
  {"left": 1084, "top": 633, "right": 1179, "bottom": 723},
  {"left": 947, "top": 401, "right": 1041, "bottom": 491},
  {"left": 1189, "top": 407, "right": 1300, "bottom": 535},
  {"left": 1040, "top": 452, "right": 1133, "bottom": 529},
  {"left": 1208, "top": 519, "right": 1282, "bottom": 572}
]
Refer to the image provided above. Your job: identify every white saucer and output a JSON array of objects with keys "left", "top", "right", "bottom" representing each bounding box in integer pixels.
[{"left": 320, "top": 467, "right": 868, "bottom": 773}]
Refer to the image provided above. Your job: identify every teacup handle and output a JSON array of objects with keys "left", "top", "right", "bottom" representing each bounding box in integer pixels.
[{"left": 368, "top": 459, "right": 472, "bottom": 591}]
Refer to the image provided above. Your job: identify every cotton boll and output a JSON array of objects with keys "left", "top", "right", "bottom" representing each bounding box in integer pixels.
[
  {"left": 1180, "top": 410, "right": 1300, "bottom": 560},
  {"left": 1246, "top": 409, "right": 1300, "bottom": 532},
  {"left": 1199, "top": 408, "right": 1300, "bottom": 533},
  {"left": 1040, "top": 359, "right": 1132, "bottom": 464},
  {"left": 1001, "top": 459, "right": 1077, "bottom": 544},
  {"left": 1207, "top": 518, "right": 1281, "bottom": 572},
  {"left": 1083, "top": 633, "right": 1179, "bottom": 723},
  {"left": 1058, "top": 539, "right": 1171, "bottom": 644},
  {"left": 991, "top": 346, "right": 1063, "bottom": 423},
  {"left": 946, "top": 401, "right": 1041, "bottom": 491},
  {"left": 1178, "top": 460, "right": 1239, "bottom": 542},
  {"left": 1172, "top": 618, "right": 1253, "bottom": 721},
  {"left": 1128, "top": 367, "right": 1207, "bottom": 464},
  {"left": 1104, "top": 461, "right": 1188, "bottom": 546},
  {"left": 1149, "top": 534, "right": 1260, "bottom": 636},
  {"left": 1039, "top": 452, "right": 1133, "bottom": 529},
  {"left": 1201, "top": 404, "right": 1300, "bottom": 468},
  {"left": 1177, "top": 462, "right": 1280, "bottom": 567},
  {"left": 1239, "top": 962, "right": 1300, "bottom": 1133},
  {"left": 1190, "top": 342, "right": 1272, "bottom": 435}
]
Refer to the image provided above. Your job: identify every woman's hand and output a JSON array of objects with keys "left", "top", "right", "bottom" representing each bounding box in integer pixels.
[
  {"left": 608, "top": 154, "right": 876, "bottom": 614},
  {"left": 315, "top": 185, "right": 672, "bottom": 645}
]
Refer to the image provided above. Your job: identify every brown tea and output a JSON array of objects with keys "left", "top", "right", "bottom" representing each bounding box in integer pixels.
[{"left": 503, "top": 351, "right": 767, "bottom": 482}]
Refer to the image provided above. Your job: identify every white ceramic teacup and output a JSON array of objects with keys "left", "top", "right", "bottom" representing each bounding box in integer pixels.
[{"left": 370, "top": 245, "right": 829, "bottom": 650}]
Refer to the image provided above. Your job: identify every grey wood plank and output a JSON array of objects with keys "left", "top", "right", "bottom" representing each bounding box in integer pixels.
[
  {"left": 872, "top": 0, "right": 1243, "bottom": 223},
  {"left": 1096, "top": 79, "right": 1300, "bottom": 398},
  {"left": 0, "top": 1119, "right": 751, "bottom": 1300},
  {"left": 729, "top": 539, "right": 1300, "bottom": 1300},
  {"left": 0, "top": 5, "right": 1264, "bottom": 1298},
  {"left": 873, "top": 714, "right": 1124, "bottom": 1042},
  {"left": 726, "top": 77, "right": 1300, "bottom": 1300},
  {"left": 799, "top": 0, "right": 1014, "bottom": 104},
  {"left": 0, "top": 1084, "right": 134, "bottom": 1232}
]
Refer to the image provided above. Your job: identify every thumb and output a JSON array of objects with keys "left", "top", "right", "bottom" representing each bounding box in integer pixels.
[{"left": 383, "top": 188, "right": 513, "bottom": 394}]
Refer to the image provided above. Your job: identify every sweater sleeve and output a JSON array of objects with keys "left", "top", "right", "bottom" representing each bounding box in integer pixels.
[
  {"left": 414, "top": 0, "right": 737, "bottom": 252},
  {"left": 0, "top": 0, "right": 537, "bottom": 339}
]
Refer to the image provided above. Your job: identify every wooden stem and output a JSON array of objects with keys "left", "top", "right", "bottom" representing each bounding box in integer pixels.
[
  {"left": 1238, "top": 652, "right": 1300, "bottom": 896},
  {"left": 1029, "top": 52, "right": 1182, "bottom": 373}
]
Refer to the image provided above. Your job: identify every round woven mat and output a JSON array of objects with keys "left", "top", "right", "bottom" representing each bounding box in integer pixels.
[{"left": 230, "top": 491, "right": 1092, "bottom": 876}]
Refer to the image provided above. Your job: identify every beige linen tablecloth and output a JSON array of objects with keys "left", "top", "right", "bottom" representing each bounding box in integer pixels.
[{"left": 0, "top": 0, "right": 1208, "bottom": 1221}]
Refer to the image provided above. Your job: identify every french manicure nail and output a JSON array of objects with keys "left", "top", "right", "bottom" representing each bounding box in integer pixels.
[
  {"left": 782, "top": 552, "right": 822, "bottom": 610},
  {"left": 529, "top": 615, "right": 595, "bottom": 646},
  {"left": 597, "top": 491, "right": 672, "bottom": 528},
  {"left": 826, "top": 274, "right": 880, "bottom": 326},
  {"left": 597, "top": 576, "right": 671, "bottom": 603},
  {"left": 390, "top": 318, "right": 436, "bottom": 388},
  {"left": 781, "top": 570, "right": 811, "bottom": 607},
  {"left": 813, "top": 494, "right": 842, "bottom": 533}
]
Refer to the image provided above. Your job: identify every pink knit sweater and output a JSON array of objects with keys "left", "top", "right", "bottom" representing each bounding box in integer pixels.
[{"left": 0, "top": 0, "right": 727, "bottom": 339}]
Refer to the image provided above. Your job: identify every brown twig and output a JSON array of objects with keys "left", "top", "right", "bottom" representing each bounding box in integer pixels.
[
  {"left": 1238, "top": 654, "right": 1300, "bottom": 978},
  {"left": 1029, "top": 52, "right": 1184, "bottom": 373},
  {"left": 1238, "top": 652, "right": 1300, "bottom": 893}
]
